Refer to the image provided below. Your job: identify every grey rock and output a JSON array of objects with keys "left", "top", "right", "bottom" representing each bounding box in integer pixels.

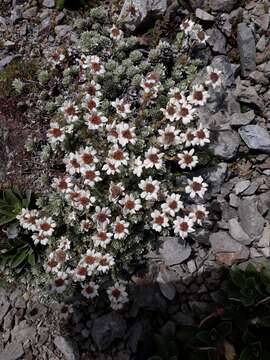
[
  {"left": 206, "top": 162, "right": 227, "bottom": 194},
  {"left": 258, "top": 191, "right": 270, "bottom": 215},
  {"left": 209, "top": 231, "right": 249, "bottom": 265},
  {"left": 10, "top": 7, "right": 23, "bottom": 23},
  {"left": 249, "top": 70, "right": 269, "bottom": 85},
  {"left": 55, "top": 25, "right": 73, "bottom": 38},
  {"left": 11, "top": 325, "right": 35, "bottom": 343},
  {"left": 253, "top": 14, "right": 270, "bottom": 31},
  {"left": 195, "top": 8, "right": 214, "bottom": 22},
  {"left": 230, "top": 110, "right": 255, "bottom": 127},
  {"left": 237, "top": 23, "right": 256, "bottom": 77},
  {"left": 257, "top": 225, "right": 270, "bottom": 248},
  {"left": 218, "top": 13, "right": 232, "bottom": 37},
  {"left": 40, "top": 17, "right": 51, "bottom": 33},
  {"left": 3, "top": 309, "right": 16, "bottom": 330},
  {"left": 0, "top": 301, "right": 10, "bottom": 324},
  {"left": 239, "top": 125, "right": 270, "bottom": 153},
  {"left": 235, "top": 180, "right": 250, "bottom": 195},
  {"left": 211, "top": 55, "right": 235, "bottom": 88},
  {"left": 159, "top": 237, "right": 191, "bottom": 266},
  {"left": 43, "top": 0, "right": 55, "bottom": 7},
  {"left": 119, "top": 0, "right": 167, "bottom": 32},
  {"left": 55, "top": 12, "right": 65, "bottom": 25},
  {"left": 228, "top": 218, "right": 251, "bottom": 245},
  {"left": 235, "top": 80, "right": 264, "bottom": 110},
  {"left": 207, "top": 28, "right": 226, "bottom": 54},
  {"left": 238, "top": 196, "right": 265, "bottom": 240},
  {"left": 209, "top": 0, "right": 238, "bottom": 12},
  {"left": 23, "top": 7, "right": 38, "bottom": 19},
  {"left": 242, "top": 181, "right": 259, "bottom": 196},
  {"left": 0, "top": 342, "right": 24, "bottom": 360},
  {"left": 229, "top": 193, "right": 239, "bottom": 208},
  {"left": 0, "top": 56, "right": 15, "bottom": 69},
  {"left": 91, "top": 313, "right": 127, "bottom": 350},
  {"left": 54, "top": 336, "right": 79, "bottom": 360},
  {"left": 213, "top": 130, "right": 240, "bottom": 160},
  {"left": 157, "top": 271, "right": 176, "bottom": 300},
  {"left": 257, "top": 35, "right": 266, "bottom": 52}
]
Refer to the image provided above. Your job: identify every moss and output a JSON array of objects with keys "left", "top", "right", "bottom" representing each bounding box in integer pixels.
[{"left": 0, "top": 58, "right": 38, "bottom": 97}]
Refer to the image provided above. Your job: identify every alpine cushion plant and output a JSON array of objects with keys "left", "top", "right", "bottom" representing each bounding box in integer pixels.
[{"left": 14, "top": 8, "right": 222, "bottom": 309}]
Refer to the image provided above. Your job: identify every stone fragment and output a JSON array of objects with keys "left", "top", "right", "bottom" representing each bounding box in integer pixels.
[
  {"left": 253, "top": 14, "right": 270, "bottom": 31},
  {"left": 43, "top": 0, "right": 55, "bottom": 8},
  {"left": 55, "top": 25, "right": 72, "bottom": 38},
  {"left": 23, "top": 7, "right": 38, "bottom": 19},
  {"left": 91, "top": 313, "right": 127, "bottom": 350},
  {"left": 257, "top": 225, "right": 270, "bottom": 248},
  {"left": 195, "top": 8, "right": 214, "bottom": 22},
  {"left": 0, "top": 56, "right": 15, "bottom": 69},
  {"left": 258, "top": 191, "right": 270, "bottom": 215},
  {"left": 54, "top": 336, "right": 79, "bottom": 360},
  {"left": 157, "top": 271, "right": 176, "bottom": 300},
  {"left": 207, "top": 28, "right": 226, "bottom": 54},
  {"left": 212, "top": 130, "right": 240, "bottom": 160},
  {"left": 209, "top": 0, "right": 238, "bottom": 12},
  {"left": 237, "top": 23, "right": 256, "bottom": 77},
  {"left": 211, "top": 55, "right": 235, "bottom": 88},
  {"left": 234, "top": 180, "right": 250, "bottom": 195},
  {"left": 0, "top": 301, "right": 10, "bottom": 324},
  {"left": 159, "top": 237, "right": 191, "bottom": 266},
  {"left": 229, "top": 193, "right": 239, "bottom": 208},
  {"left": 230, "top": 110, "right": 255, "bottom": 127},
  {"left": 228, "top": 218, "right": 251, "bottom": 245},
  {"left": 209, "top": 231, "right": 249, "bottom": 265},
  {"left": 235, "top": 79, "right": 264, "bottom": 110},
  {"left": 239, "top": 125, "right": 270, "bottom": 154},
  {"left": 119, "top": 0, "right": 167, "bottom": 32},
  {"left": 257, "top": 35, "right": 266, "bottom": 52},
  {"left": 238, "top": 196, "right": 265, "bottom": 240},
  {"left": 206, "top": 163, "right": 227, "bottom": 194},
  {"left": 0, "top": 342, "right": 24, "bottom": 360},
  {"left": 11, "top": 325, "right": 35, "bottom": 343}
]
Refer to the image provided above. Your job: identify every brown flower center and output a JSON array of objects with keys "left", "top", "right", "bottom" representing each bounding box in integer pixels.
[
  {"left": 82, "top": 153, "right": 93, "bottom": 165},
  {"left": 55, "top": 278, "right": 65, "bottom": 287},
  {"left": 66, "top": 106, "right": 76, "bottom": 116},
  {"left": 155, "top": 216, "right": 164, "bottom": 225},
  {"left": 91, "top": 62, "right": 101, "bottom": 72},
  {"left": 193, "top": 91, "right": 203, "bottom": 101},
  {"left": 145, "top": 183, "right": 155, "bottom": 193},
  {"left": 122, "top": 129, "right": 132, "bottom": 139},
  {"left": 210, "top": 72, "right": 219, "bottom": 83},
  {"left": 180, "top": 222, "right": 188, "bottom": 232},
  {"left": 77, "top": 267, "right": 87, "bottom": 276},
  {"left": 197, "top": 31, "right": 206, "bottom": 41},
  {"left": 111, "top": 288, "right": 121, "bottom": 299},
  {"left": 40, "top": 223, "right": 50, "bottom": 231},
  {"left": 70, "top": 159, "right": 80, "bottom": 168},
  {"left": 192, "top": 182, "right": 202, "bottom": 191},
  {"left": 79, "top": 197, "right": 90, "bottom": 206},
  {"left": 148, "top": 153, "right": 159, "bottom": 163},
  {"left": 84, "top": 255, "right": 95, "bottom": 265},
  {"left": 196, "top": 129, "right": 206, "bottom": 139},
  {"left": 196, "top": 210, "right": 205, "bottom": 220},
  {"left": 85, "top": 286, "right": 94, "bottom": 294},
  {"left": 84, "top": 171, "right": 95, "bottom": 180},
  {"left": 115, "top": 223, "right": 125, "bottom": 233},
  {"left": 98, "top": 231, "right": 108, "bottom": 241},
  {"left": 169, "top": 200, "right": 177, "bottom": 209},
  {"left": 183, "top": 154, "right": 193, "bottom": 164},
  {"left": 58, "top": 179, "right": 67, "bottom": 189},
  {"left": 164, "top": 132, "right": 175, "bottom": 144},
  {"left": 51, "top": 128, "right": 62, "bottom": 137},
  {"left": 179, "top": 107, "right": 189, "bottom": 117},
  {"left": 96, "top": 212, "right": 107, "bottom": 223},
  {"left": 89, "top": 114, "right": 101, "bottom": 125},
  {"left": 87, "top": 99, "right": 97, "bottom": 110},
  {"left": 112, "top": 149, "right": 124, "bottom": 161},
  {"left": 125, "top": 200, "right": 134, "bottom": 210}
]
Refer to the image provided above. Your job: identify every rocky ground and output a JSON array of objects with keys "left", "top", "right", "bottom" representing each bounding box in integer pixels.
[{"left": 1, "top": 0, "right": 270, "bottom": 359}]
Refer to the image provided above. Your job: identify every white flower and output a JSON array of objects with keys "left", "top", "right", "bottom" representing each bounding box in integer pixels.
[
  {"left": 76, "top": 190, "right": 96, "bottom": 211},
  {"left": 195, "top": 29, "right": 209, "bottom": 44},
  {"left": 187, "top": 85, "right": 210, "bottom": 106},
  {"left": 140, "top": 72, "right": 160, "bottom": 94},
  {"left": 161, "top": 193, "right": 183, "bottom": 217},
  {"left": 86, "top": 55, "right": 105, "bottom": 75},
  {"left": 160, "top": 102, "right": 179, "bottom": 122},
  {"left": 113, "top": 217, "right": 129, "bottom": 239},
  {"left": 97, "top": 254, "right": 115, "bottom": 273},
  {"left": 78, "top": 147, "right": 98, "bottom": 168},
  {"left": 168, "top": 87, "right": 186, "bottom": 104},
  {"left": 84, "top": 112, "right": 108, "bottom": 130},
  {"left": 131, "top": 156, "right": 144, "bottom": 177},
  {"left": 158, "top": 125, "right": 181, "bottom": 149},
  {"left": 80, "top": 249, "right": 99, "bottom": 274},
  {"left": 190, "top": 204, "right": 209, "bottom": 225},
  {"left": 37, "top": 217, "right": 56, "bottom": 237},
  {"left": 177, "top": 102, "right": 196, "bottom": 125},
  {"left": 93, "top": 206, "right": 111, "bottom": 227},
  {"left": 106, "top": 122, "right": 119, "bottom": 143},
  {"left": 108, "top": 182, "right": 125, "bottom": 202},
  {"left": 17, "top": 208, "right": 39, "bottom": 231},
  {"left": 139, "top": 177, "right": 160, "bottom": 201},
  {"left": 180, "top": 19, "right": 195, "bottom": 34},
  {"left": 80, "top": 219, "right": 92, "bottom": 233},
  {"left": 107, "top": 282, "right": 129, "bottom": 310},
  {"left": 81, "top": 282, "right": 99, "bottom": 299},
  {"left": 119, "top": 194, "right": 142, "bottom": 215},
  {"left": 205, "top": 66, "right": 222, "bottom": 88},
  {"left": 82, "top": 95, "right": 100, "bottom": 112},
  {"left": 44, "top": 253, "right": 61, "bottom": 273},
  {"left": 47, "top": 122, "right": 66, "bottom": 144},
  {"left": 58, "top": 236, "right": 71, "bottom": 250},
  {"left": 194, "top": 125, "right": 210, "bottom": 146},
  {"left": 178, "top": 149, "right": 198, "bottom": 170},
  {"left": 151, "top": 210, "right": 169, "bottom": 232},
  {"left": 112, "top": 98, "right": 132, "bottom": 119},
  {"left": 108, "top": 145, "right": 129, "bottom": 167},
  {"left": 73, "top": 266, "right": 88, "bottom": 282},
  {"left": 60, "top": 101, "right": 79, "bottom": 124},
  {"left": 32, "top": 233, "right": 49, "bottom": 246},
  {"left": 110, "top": 25, "right": 123, "bottom": 40},
  {"left": 117, "top": 122, "right": 136, "bottom": 146},
  {"left": 185, "top": 176, "right": 208, "bottom": 199},
  {"left": 52, "top": 176, "right": 73, "bottom": 193},
  {"left": 92, "top": 229, "right": 113, "bottom": 248},
  {"left": 50, "top": 49, "right": 65, "bottom": 66},
  {"left": 51, "top": 272, "right": 68, "bottom": 293},
  {"left": 83, "top": 80, "right": 102, "bottom": 98},
  {"left": 181, "top": 128, "right": 197, "bottom": 147},
  {"left": 64, "top": 153, "right": 81, "bottom": 175},
  {"left": 144, "top": 147, "right": 163, "bottom": 170},
  {"left": 173, "top": 216, "right": 195, "bottom": 239},
  {"left": 102, "top": 158, "right": 121, "bottom": 175},
  {"left": 81, "top": 167, "right": 102, "bottom": 187}
]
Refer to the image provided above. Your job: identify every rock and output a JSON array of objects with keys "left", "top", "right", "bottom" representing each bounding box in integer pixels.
[
  {"left": 207, "top": 28, "right": 226, "bottom": 54},
  {"left": 253, "top": 14, "right": 270, "bottom": 31},
  {"left": 157, "top": 271, "right": 176, "bottom": 300},
  {"left": 55, "top": 25, "right": 73, "bottom": 38},
  {"left": 0, "top": 342, "right": 24, "bottom": 360},
  {"left": 209, "top": 231, "right": 249, "bottom": 265},
  {"left": 237, "top": 23, "right": 256, "bottom": 77},
  {"left": 257, "top": 225, "right": 270, "bottom": 248},
  {"left": 40, "top": 17, "right": 51, "bottom": 33},
  {"left": 258, "top": 191, "right": 270, "bottom": 215},
  {"left": 43, "top": 0, "right": 55, "bottom": 7},
  {"left": 195, "top": 9, "right": 215, "bottom": 22},
  {"left": 208, "top": 0, "right": 238, "bottom": 12},
  {"left": 249, "top": 70, "right": 269, "bottom": 85},
  {"left": 119, "top": 0, "right": 167, "bottom": 32},
  {"left": 211, "top": 55, "right": 235, "bottom": 88},
  {"left": 234, "top": 180, "right": 250, "bottom": 195},
  {"left": 212, "top": 130, "right": 240, "bottom": 160},
  {"left": 235, "top": 80, "right": 264, "bottom": 110},
  {"left": 229, "top": 193, "right": 239, "bottom": 208},
  {"left": 206, "top": 162, "right": 227, "bottom": 194},
  {"left": 257, "top": 35, "right": 266, "bottom": 52},
  {"left": 238, "top": 196, "right": 265, "bottom": 240},
  {"left": 3, "top": 309, "right": 16, "bottom": 330},
  {"left": 239, "top": 125, "right": 270, "bottom": 154},
  {"left": 91, "top": 313, "right": 127, "bottom": 350},
  {"left": 0, "top": 301, "right": 10, "bottom": 324},
  {"left": 228, "top": 218, "right": 251, "bottom": 245},
  {"left": 230, "top": 110, "right": 255, "bottom": 127},
  {"left": 218, "top": 13, "right": 232, "bottom": 36},
  {"left": 11, "top": 325, "right": 35, "bottom": 343},
  {"left": 54, "top": 336, "right": 79, "bottom": 360},
  {"left": 159, "top": 237, "right": 191, "bottom": 266},
  {"left": 0, "top": 56, "right": 15, "bottom": 69},
  {"left": 23, "top": 7, "right": 38, "bottom": 19}
]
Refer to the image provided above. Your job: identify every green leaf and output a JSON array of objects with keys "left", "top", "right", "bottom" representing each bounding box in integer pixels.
[
  {"left": 245, "top": 263, "right": 257, "bottom": 275},
  {"left": 3, "top": 190, "right": 20, "bottom": 206},
  {"left": 240, "top": 347, "right": 251, "bottom": 360},
  {"left": 217, "top": 322, "right": 232, "bottom": 338},
  {"left": 231, "top": 268, "right": 246, "bottom": 288},
  {"left": 0, "top": 213, "right": 17, "bottom": 225},
  {"left": 11, "top": 249, "right": 28, "bottom": 268},
  {"left": 196, "top": 331, "right": 210, "bottom": 344},
  {"left": 27, "top": 251, "right": 36, "bottom": 266}
]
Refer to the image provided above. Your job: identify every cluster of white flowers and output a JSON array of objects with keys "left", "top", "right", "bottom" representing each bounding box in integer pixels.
[{"left": 16, "top": 18, "right": 222, "bottom": 309}]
